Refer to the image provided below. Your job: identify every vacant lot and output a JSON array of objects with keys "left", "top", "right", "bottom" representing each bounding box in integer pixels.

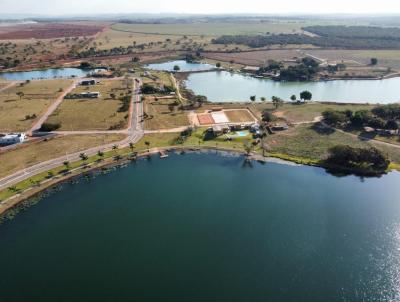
[
  {"left": 0, "top": 134, "right": 125, "bottom": 179},
  {"left": 224, "top": 109, "right": 256, "bottom": 123},
  {"left": 144, "top": 97, "right": 189, "bottom": 130},
  {"left": 0, "top": 79, "right": 72, "bottom": 132},
  {"left": 46, "top": 79, "right": 131, "bottom": 131},
  {"left": 266, "top": 124, "right": 400, "bottom": 163},
  {"left": 203, "top": 49, "right": 306, "bottom": 66},
  {"left": 258, "top": 102, "right": 377, "bottom": 123}
]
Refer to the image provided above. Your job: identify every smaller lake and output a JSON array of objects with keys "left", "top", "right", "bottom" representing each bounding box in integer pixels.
[
  {"left": 0, "top": 68, "right": 102, "bottom": 81},
  {"left": 186, "top": 71, "right": 400, "bottom": 104},
  {"left": 147, "top": 60, "right": 215, "bottom": 72}
]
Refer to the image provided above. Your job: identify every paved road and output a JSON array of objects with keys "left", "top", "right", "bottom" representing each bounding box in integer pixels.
[{"left": 0, "top": 78, "right": 144, "bottom": 191}]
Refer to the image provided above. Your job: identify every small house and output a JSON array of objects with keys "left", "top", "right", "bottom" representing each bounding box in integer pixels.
[
  {"left": 212, "top": 125, "right": 230, "bottom": 136},
  {"left": 0, "top": 133, "right": 26, "bottom": 146},
  {"left": 271, "top": 124, "right": 289, "bottom": 131},
  {"left": 80, "top": 79, "right": 97, "bottom": 86},
  {"left": 80, "top": 92, "right": 101, "bottom": 98}
]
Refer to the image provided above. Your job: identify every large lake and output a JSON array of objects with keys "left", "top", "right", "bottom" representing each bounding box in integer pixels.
[
  {"left": 0, "top": 68, "right": 102, "bottom": 81},
  {"left": 1, "top": 153, "right": 400, "bottom": 301},
  {"left": 185, "top": 70, "right": 400, "bottom": 104}
]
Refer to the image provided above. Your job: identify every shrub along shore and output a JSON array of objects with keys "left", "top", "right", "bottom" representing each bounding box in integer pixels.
[{"left": 1, "top": 133, "right": 399, "bottom": 223}]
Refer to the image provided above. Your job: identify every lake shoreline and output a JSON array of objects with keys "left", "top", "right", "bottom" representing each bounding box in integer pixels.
[
  {"left": 1, "top": 144, "right": 396, "bottom": 222},
  {"left": 0, "top": 146, "right": 309, "bottom": 220}
]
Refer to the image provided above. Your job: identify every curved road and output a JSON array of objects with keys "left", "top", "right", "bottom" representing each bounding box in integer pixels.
[{"left": 0, "top": 78, "right": 144, "bottom": 191}]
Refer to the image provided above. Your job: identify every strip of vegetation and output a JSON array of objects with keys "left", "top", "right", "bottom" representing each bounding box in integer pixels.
[
  {"left": 304, "top": 25, "right": 400, "bottom": 40},
  {"left": 141, "top": 83, "right": 175, "bottom": 94},
  {"left": 322, "top": 104, "right": 400, "bottom": 132},
  {"left": 213, "top": 25, "right": 400, "bottom": 49}
]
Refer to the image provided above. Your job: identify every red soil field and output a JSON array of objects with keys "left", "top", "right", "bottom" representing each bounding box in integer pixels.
[
  {"left": 197, "top": 114, "right": 215, "bottom": 125},
  {"left": 0, "top": 23, "right": 103, "bottom": 40}
]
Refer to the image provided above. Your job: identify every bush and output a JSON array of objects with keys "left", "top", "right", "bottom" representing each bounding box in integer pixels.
[
  {"left": 326, "top": 145, "right": 389, "bottom": 173},
  {"left": 39, "top": 122, "right": 61, "bottom": 132}
]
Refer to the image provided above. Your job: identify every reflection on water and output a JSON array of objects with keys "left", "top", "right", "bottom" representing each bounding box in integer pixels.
[
  {"left": 1, "top": 153, "right": 400, "bottom": 301},
  {"left": 147, "top": 60, "right": 215, "bottom": 72},
  {"left": 186, "top": 70, "right": 400, "bottom": 103}
]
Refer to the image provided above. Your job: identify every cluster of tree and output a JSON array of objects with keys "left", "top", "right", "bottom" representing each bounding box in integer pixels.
[
  {"left": 322, "top": 105, "right": 400, "bottom": 131},
  {"left": 75, "top": 44, "right": 147, "bottom": 59},
  {"left": 0, "top": 58, "right": 21, "bottom": 68},
  {"left": 279, "top": 58, "right": 319, "bottom": 81},
  {"left": 141, "top": 83, "right": 175, "bottom": 95},
  {"left": 257, "top": 60, "right": 283, "bottom": 74},
  {"left": 325, "top": 145, "right": 390, "bottom": 174},
  {"left": 24, "top": 114, "right": 37, "bottom": 120},
  {"left": 304, "top": 26, "right": 400, "bottom": 40},
  {"left": 185, "top": 53, "right": 202, "bottom": 63},
  {"left": 39, "top": 122, "right": 61, "bottom": 132},
  {"left": 212, "top": 31, "right": 400, "bottom": 49},
  {"left": 117, "top": 95, "right": 131, "bottom": 112}
]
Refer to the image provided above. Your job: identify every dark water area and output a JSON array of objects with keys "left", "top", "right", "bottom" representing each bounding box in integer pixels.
[{"left": 1, "top": 153, "right": 400, "bottom": 301}]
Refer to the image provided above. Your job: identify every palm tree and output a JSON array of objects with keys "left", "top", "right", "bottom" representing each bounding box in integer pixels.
[
  {"left": 16, "top": 91, "right": 24, "bottom": 100},
  {"left": 79, "top": 153, "right": 88, "bottom": 161},
  {"left": 145, "top": 141, "right": 151, "bottom": 152},
  {"left": 63, "top": 161, "right": 70, "bottom": 170},
  {"left": 272, "top": 96, "right": 283, "bottom": 109},
  {"left": 97, "top": 150, "right": 104, "bottom": 161},
  {"left": 129, "top": 143, "right": 134, "bottom": 152},
  {"left": 243, "top": 141, "right": 254, "bottom": 157}
]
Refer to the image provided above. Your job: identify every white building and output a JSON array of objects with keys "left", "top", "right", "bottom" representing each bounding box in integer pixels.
[{"left": 0, "top": 133, "right": 26, "bottom": 145}]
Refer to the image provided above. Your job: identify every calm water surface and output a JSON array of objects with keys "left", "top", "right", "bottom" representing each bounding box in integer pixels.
[
  {"left": 186, "top": 70, "right": 400, "bottom": 103},
  {"left": 147, "top": 60, "right": 215, "bottom": 72},
  {"left": 0, "top": 68, "right": 101, "bottom": 81},
  {"left": 1, "top": 153, "right": 400, "bottom": 301}
]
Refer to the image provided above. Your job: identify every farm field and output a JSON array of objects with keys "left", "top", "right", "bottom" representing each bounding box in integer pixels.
[
  {"left": 0, "top": 79, "right": 72, "bottom": 132},
  {"left": 89, "top": 26, "right": 252, "bottom": 53},
  {"left": 46, "top": 79, "right": 132, "bottom": 131},
  {"left": 0, "top": 22, "right": 104, "bottom": 39},
  {"left": 203, "top": 49, "right": 306, "bottom": 66},
  {"left": 0, "top": 134, "right": 125, "bottom": 179},
  {"left": 144, "top": 97, "right": 189, "bottom": 130},
  {"left": 111, "top": 22, "right": 325, "bottom": 36},
  {"left": 305, "top": 49, "right": 400, "bottom": 70}
]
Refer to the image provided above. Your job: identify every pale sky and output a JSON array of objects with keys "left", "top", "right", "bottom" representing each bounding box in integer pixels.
[{"left": 0, "top": 0, "right": 399, "bottom": 15}]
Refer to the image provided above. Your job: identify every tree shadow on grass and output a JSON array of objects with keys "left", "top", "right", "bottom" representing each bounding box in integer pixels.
[{"left": 310, "top": 122, "right": 335, "bottom": 135}]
